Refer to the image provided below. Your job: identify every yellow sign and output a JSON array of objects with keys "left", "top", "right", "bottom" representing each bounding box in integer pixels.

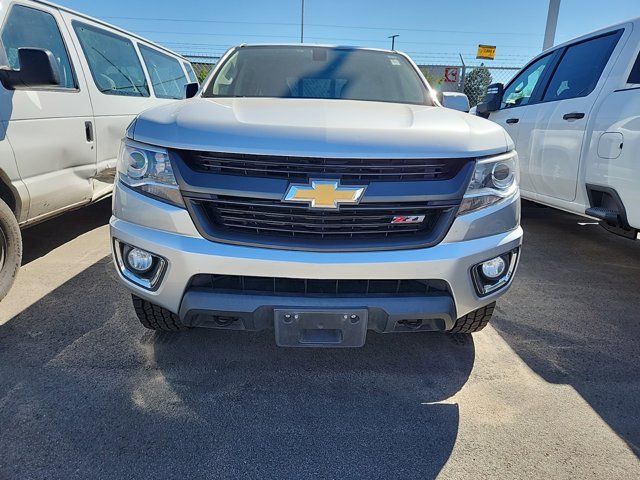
[
  {"left": 284, "top": 180, "right": 365, "bottom": 209},
  {"left": 477, "top": 45, "right": 496, "bottom": 60}
]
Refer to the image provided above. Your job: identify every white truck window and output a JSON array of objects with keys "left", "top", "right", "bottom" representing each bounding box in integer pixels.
[
  {"left": 542, "top": 30, "right": 622, "bottom": 102},
  {"left": 139, "top": 45, "right": 187, "bottom": 99},
  {"left": 501, "top": 54, "right": 553, "bottom": 109},
  {"left": 183, "top": 62, "right": 198, "bottom": 84},
  {"left": 628, "top": 51, "right": 640, "bottom": 84},
  {"left": 1, "top": 5, "right": 76, "bottom": 89},
  {"left": 73, "top": 22, "right": 150, "bottom": 97}
]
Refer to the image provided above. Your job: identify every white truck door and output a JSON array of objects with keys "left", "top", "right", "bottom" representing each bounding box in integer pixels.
[
  {"left": 487, "top": 52, "right": 558, "bottom": 196},
  {"left": 0, "top": 3, "right": 95, "bottom": 220},
  {"left": 528, "top": 30, "right": 623, "bottom": 202}
]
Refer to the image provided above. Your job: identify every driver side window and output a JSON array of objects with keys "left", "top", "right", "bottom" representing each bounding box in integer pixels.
[{"left": 502, "top": 54, "right": 553, "bottom": 109}]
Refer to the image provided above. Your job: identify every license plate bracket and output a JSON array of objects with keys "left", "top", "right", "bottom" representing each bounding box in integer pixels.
[{"left": 274, "top": 308, "right": 368, "bottom": 347}]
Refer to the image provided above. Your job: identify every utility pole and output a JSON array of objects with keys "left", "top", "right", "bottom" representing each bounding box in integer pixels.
[
  {"left": 388, "top": 34, "right": 399, "bottom": 50},
  {"left": 543, "top": 0, "right": 561, "bottom": 50},
  {"left": 300, "top": 0, "right": 305, "bottom": 43}
]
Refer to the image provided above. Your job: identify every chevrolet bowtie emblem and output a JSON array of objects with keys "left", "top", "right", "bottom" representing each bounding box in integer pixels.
[{"left": 283, "top": 180, "right": 366, "bottom": 209}]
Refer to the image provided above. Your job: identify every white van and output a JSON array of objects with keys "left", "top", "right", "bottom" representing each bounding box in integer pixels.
[
  {"left": 477, "top": 18, "right": 640, "bottom": 240},
  {"left": 0, "top": 0, "right": 198, "bottom": 300}
]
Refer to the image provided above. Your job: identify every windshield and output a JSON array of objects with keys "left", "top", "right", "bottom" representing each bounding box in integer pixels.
[{"left": 203, "top": 46, "right": 431, "bottom": 105}]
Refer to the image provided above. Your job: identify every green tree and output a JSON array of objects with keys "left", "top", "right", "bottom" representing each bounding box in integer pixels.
[
  {"left": 419, "top": 67, "right": 443, "bottom": 90},
  {"left": 464, "top": 65, "right": 493, "bottom": 107}
]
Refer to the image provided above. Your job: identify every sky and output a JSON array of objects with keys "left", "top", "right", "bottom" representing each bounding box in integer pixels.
[{"left": 53, "top": 0, "right": 639, "bottom": 67}]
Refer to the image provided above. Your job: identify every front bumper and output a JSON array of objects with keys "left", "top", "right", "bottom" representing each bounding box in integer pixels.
[{"left": 110, "top": 186, "right": 522, "bottom": 333}]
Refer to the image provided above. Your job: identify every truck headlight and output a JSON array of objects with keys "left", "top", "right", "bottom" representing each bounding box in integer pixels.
[
  {"left": 117, "top": 139, "right": 184, "bottom": 207},
  {"left": 458, "top": 151, "right": 519, "bottom": 215}
]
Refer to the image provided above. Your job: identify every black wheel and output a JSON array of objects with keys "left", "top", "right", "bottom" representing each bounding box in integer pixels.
[
  {"left": 0, "top": 198, "right": 21, "bottom": 302},
  {"left": 449, "top": 302, "right": 495, "bottom": 333},
  {"left": 131, "top": 295, "right": 187, "bottom": 331}
]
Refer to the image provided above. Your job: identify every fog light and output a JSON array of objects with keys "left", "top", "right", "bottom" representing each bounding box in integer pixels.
[
  {"left": 472, "top": 249, "right": 519, "bottom": 297},
  {"left": 126, "top": 248, "right": 153, "bottom": 273},
  {"left": 481, "top": 256, "right": 506, "bottom": 279}
]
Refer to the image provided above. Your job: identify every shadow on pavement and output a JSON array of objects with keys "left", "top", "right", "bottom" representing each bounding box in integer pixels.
[
  {"left": 495, "top": 201, "right": 640, "bottom": 456},
  {"left": 0, "top": 255, "right": 475, "bottom": 479},
  {"left": 20, "top": 198, "right": 112, "bottom": 265}
]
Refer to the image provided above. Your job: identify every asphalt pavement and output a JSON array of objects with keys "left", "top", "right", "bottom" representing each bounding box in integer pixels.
[{"left": 0, "top": 200, "right": 638, "bottom": 479}]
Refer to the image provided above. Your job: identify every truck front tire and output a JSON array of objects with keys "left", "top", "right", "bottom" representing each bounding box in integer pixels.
[
  {"left": 0, "top": 198, "right": 21, "bottom": 302},
  {"left": 449, "top": 302, "right": 495, "bottom": 333},
  {"left": 132, "top": 295, "right": 187, "bottom": 331}
]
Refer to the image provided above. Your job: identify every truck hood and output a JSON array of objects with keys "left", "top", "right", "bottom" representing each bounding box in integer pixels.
[{"left": 131, "top": 97, "right": 511, "bottom": 158}]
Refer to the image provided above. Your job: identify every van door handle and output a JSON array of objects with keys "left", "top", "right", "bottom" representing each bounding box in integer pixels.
[
  {"left": 506, "top": 118, "right": 519, "bottom": 124},
  {"left": 562, "top": 112, "right": 585, "bottom": 120},
  {"left": 85, "top": 121, "right": 94, "bottom": 142}
]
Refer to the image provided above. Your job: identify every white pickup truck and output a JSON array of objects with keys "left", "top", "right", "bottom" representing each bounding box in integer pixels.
[{"left": 477, "top": 17, "right": 640, "bottom": 239}]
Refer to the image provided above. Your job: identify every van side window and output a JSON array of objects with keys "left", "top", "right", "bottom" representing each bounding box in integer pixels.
[
  {"left": 543, "top": 30, "right": 622, "bottom": 102},
  {"left": 628, "top": 51, "right": 640, "bottom": 84},
  {"left": 1, "top": 5, "right": 76, "bottom": 89},
  {"left": 139, "top": 45, "right": 187, "bottom": 99},
  {"left": 184, "top": 62, "right": 198, "bottom": 84},
  {"left": 501, "top": 54, "right": 553, "bottom": 109},
  {"left": 73, "top": 22, "right": 149, "bottom": 97}
]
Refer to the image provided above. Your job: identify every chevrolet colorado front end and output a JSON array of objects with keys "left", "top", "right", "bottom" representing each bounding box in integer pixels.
[{"left": 110, "top": 45, "right": 522, "bottom": 347}]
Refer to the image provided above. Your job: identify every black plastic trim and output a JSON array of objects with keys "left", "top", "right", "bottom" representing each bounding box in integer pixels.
[
  {"left": 170, "top": 151, "right": 473, "bottom": 252},
  {"left": 178, "top": 290, "right": 456, "bottom": 332}
]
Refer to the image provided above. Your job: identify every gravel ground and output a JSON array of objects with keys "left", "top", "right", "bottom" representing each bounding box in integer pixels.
[{"left": 0, "top": 200, "right": 638, "bottom": 479}]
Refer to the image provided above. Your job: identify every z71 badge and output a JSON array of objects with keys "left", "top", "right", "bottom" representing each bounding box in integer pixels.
[{"left": 391, "top": 215, "right": 425, "bottom": 224}]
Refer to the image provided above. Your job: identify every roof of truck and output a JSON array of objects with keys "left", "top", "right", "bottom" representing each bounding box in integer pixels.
[
  {"left": 540, "top": 16, "right": 640, "bottom": 56},
  {"left": 29, "top": 0, "right": 189, "bottom": 61},
  {"left": 234, "top": 43, "right": 406, "bottom": 55}
]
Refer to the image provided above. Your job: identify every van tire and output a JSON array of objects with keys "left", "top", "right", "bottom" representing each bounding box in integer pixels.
[
  {"left": 0, "top": 198, "right": 21, "bottom": 302},
  {"left": 132, "top": 295, "right": 187, "bottom": 331},
  {"left": 449, "top": 302, "right": 495, "bottom": 333}
]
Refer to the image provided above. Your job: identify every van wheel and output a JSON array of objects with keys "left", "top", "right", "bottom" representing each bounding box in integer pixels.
[
  {"left": 448, "top": 302, "right": 495, "bottom": 333},
  {"left": 131, "top": 295, "right": 187, "bottom": 331},
  {"left": 0, "top": 198, "right": 22, "bottom": 302}
]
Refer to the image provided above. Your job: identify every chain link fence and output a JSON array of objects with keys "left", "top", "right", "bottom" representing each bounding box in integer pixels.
[
  {"left": 185, "top": 54, "right": 219, "bottom": 82},
  {"left": 182, "top": 54, "right": 521, "bottom": 107},
  {"left": 419, "top": 64, "right": 520, "bottom": 107}
]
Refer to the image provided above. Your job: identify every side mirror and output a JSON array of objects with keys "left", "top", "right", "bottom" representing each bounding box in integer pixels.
[
  {"left": 476, "top": 83, "right": 504, "bottom": 118},
  {"left": 440, "top": 92, "right": 470, "bottom": 113},
  {"left": 0, "top": 48, "right": 61, "bottom": 90},
  {"left": 184, "top": 82, "right": 199, "bottom": 99}
]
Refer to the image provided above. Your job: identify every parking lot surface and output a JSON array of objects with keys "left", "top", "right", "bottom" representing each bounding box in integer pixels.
[{"left": 1, "top": 200, "right": 639, "bottom": 479}]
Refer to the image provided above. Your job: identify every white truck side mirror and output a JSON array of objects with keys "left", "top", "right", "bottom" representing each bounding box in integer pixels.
[{"left": 440, "top": 92, "right": 470, "bottom": 113}]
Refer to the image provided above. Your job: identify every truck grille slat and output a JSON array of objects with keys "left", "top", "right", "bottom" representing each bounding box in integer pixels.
[
  {"left": 179, "top": 150, "right": 468, "bottom": 182},
  {"left": 207, "top": 197, "right": 444, "bottom": 212}
]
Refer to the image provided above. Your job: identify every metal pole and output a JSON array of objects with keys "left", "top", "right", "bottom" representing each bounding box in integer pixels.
[
  {"left": 459, "top": 53, "right": 467, "bottom": 93},
  {"left": 300, "top": 0, "right": 305, "bottom": 43},
  {"left": 543, "top": 0, "right": 561, "bottom": 50},
  {"left": 388, "top": 34, "right": 399, "bottom": 50}
]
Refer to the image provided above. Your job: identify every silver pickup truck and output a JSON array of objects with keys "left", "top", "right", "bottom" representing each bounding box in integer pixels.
[{"left": 111, "top": 45, "right": 522, "bottom": 347}]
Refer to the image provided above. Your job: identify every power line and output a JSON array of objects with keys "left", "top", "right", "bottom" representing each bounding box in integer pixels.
[
  {"left": 136, "top": 29, "right": 539, "bottom": 49},
  {"left": 102, "top": 15, "right": 543, "bottom": 37}
]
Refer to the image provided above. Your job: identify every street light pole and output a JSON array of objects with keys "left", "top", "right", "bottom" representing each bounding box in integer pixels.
[
  {"left": 388, "top": 34, "right": 399, "bottom": 50},
  {"left": 543, "top": 0, "right": 561, "bottom": 50},
  {"left": 300, "top": 0, "right": 305, "bottom": 43}
]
